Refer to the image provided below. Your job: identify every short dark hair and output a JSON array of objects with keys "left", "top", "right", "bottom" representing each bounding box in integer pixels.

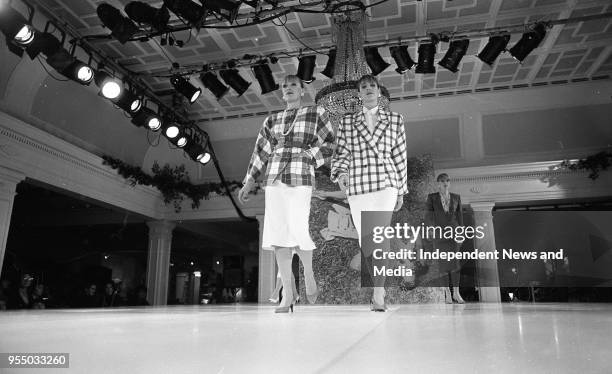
[
  {"left": 357, "top": 74, "right": 379, "bottom": 89},
  {"left": 436, "top": 173, "right": 450, "bottom": 182},
  {"left": 283, "top": 75, "right": 305, "bottom": 88}
]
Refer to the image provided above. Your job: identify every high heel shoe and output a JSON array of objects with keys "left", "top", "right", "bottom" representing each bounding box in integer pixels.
[
  {"left": 452, "top": 291, "right": 465, "bottom": 304},
  {"left": 306, "top": 289, "right": 319, "bottom": 304},
  {"left": 444, "top": 288, "right": 453, "bottom": 304},
  {"left": 274, "top": 296, "right": 297, "bottom": 313},
  {"left": 370, "top": 299, "right": 386, "bottom": 312}
]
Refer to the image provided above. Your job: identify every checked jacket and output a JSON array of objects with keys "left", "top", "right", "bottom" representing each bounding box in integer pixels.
[
  {"left": 330, "top": 108, "right": 408, "bottom": 197},
  {"left": 244, "top": 106, "right": 335, "bottom": 187}
]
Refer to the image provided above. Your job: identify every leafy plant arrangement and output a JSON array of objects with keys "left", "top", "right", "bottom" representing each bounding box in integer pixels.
[
  {"left": 559, "top": 151, "right": 612, "bottom": 180},
  {"left": 102, "top": 156, "right": 260, "bottom": 212}
]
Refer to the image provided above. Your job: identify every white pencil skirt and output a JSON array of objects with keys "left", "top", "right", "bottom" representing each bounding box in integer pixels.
[
  {"left": 347, "top": 187, "right": 398, "bottom": 246},
  {"left": 262, "top": 182, "right": 315, "bottom": 251}
]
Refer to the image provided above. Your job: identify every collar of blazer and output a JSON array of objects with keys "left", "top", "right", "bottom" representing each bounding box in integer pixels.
[{"left": 352, "top": 108, "right": 392, "bottom": 155}]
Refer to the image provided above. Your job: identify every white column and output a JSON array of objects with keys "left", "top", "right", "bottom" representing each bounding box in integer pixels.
[
  {"left": 0, "top": 167, "right": 25, "bottom": 278},
  {"left": 256, "top": 214, "right": 276, "bottom": 303},
  {"left": 471, "top": 202, "right": 501, "bottom": 303},
  {"left": 146, "top": 220, "right": 176, "bottom": 306}
]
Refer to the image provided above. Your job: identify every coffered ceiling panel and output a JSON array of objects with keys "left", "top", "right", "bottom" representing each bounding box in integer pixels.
[{"left": 31, "top": 0, "right": 612, "bottom": 123}]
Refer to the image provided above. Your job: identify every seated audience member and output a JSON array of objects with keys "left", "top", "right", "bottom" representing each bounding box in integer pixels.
[
  {"left": 102, "top": 282, "right": 119, "bottom": 307},
  {"left": 15, "top": 273, "right": 34, "bottom": 309},
  {"left": 77, "top": 283, "right": 101, "bottom": 308},
  {"left": 31, "top": 283, "right": 48, "bottom": 309}
]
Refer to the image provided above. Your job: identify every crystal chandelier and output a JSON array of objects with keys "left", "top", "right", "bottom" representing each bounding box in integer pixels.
[{"left": 315, "top": 4, "right": 389, "bottom": 127}]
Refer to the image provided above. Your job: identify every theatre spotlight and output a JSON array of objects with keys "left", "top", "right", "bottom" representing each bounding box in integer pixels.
[
  {"left": 477, "top": 34, "right": 511, "bottom": 66},
  {"left": 199, "top": 72, "right": 229, "bottom": 100},
  {"left": 184, "top": 141, "right": 211, "bottom": 165},
  {"left": 168, "top": 128, "right": 189, "bottom": 147},
  {"left": 60, "top": 59, "right": 95, "bottom": 85},
  {"left": 389, "top": 45, "right": 415, "bottom": 74},
  {"left": 202, "top": 0, "right": 241, "bottom": 24},
  {"left": 438, "top": 39, "right": 469, "bottom": 73},
  {"left": 252, "top": 61, "right": 278, "bottom": 94},
  {"left": 22, "top": 31, "right": 60, "bottom": 60},
  {"left": 509, "top": 23, "right": 547, "bottom": 62},
  {"left": 112, "top": 90, "right": 142, "bottom": 114},
  {"left": 321, "top": 49, "right": 336, "bottom": 79},
  {"left": 364, "top": 47, "right": 390, "bottom": 76},
  {"left": 163, "top": 0, "right": 206, "bottom": 26},
  {"left": 171, "top": 75, "right": 201, "bottom": 103},
  {"left": 296, "top": 55, "right": 317, "bottom": 83},
  {"left": 161, "top": 121, "right": 181, "bottom": 139},
  {"left": 125, "top": 2, "right": 170, "bottom": 32},
  {"left": 97, "top": 3, "right": 139, "bottom": 44},
  {"left": 219, "top": 69, "right": 251, "bottom": 96},
  {"left": 131, "top": 107, "right": 161, "bottom": 130},
  {"left": 415, "top": 42, "right": 437, "bottom": 74},
  {"left": 0, "top": 5, "right": 35, "bottom": 46},
  {"left": 95, "top": 70, "right": 123, "bottom": 99}
]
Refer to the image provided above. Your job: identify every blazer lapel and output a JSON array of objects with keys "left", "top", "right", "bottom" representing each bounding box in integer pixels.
[
  {"left": 353, "top": 112, "right": 380, "bottom": 154},
  {"left": 371, "top": 109, "right": 391, "bottom": 145}
]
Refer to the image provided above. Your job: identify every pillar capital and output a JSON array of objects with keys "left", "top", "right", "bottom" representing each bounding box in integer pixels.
[
  {"left": 470, "top": 201, "right": 495, "bottom": 212},
  {"left": 0, "top": 166, "right": 25, "bottom": 196},
  {"left": 146, "top": 220, "right": 176, "bottom": 237}
]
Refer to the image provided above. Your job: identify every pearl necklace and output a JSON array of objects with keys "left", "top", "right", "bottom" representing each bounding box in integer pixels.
[{"left": 280, "top": 107, "right": 299, "bottom": 136}]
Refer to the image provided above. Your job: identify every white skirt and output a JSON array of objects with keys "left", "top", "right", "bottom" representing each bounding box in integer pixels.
[
  {"left": 262, "top": 182, "right": 315, "bottom": 251},
  {"left": 347, "top": 187, "right": 398, "bottom": 246}
]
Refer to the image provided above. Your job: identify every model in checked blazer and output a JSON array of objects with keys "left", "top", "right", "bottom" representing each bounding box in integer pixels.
[
  {"left": 426, "top": 173, "right": 465, "bottom": 303},
  {"left": 239, "top": 75, "right": 335, "bottom": 313},
  {"left": 331, "top": 74, "right": 409, "bottom": 312}
]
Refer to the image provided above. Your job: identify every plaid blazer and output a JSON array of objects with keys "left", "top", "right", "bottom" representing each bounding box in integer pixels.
[
  {"left": 331, "top": 108, "right": 408, "bottom": 197},
  {"left": 244, "top": 106, "right": 334, "bottom": 187}
]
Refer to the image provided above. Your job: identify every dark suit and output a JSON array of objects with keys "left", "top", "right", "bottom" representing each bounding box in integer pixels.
[{"left": 426, "top": 192, "right": 464, "bottom": 273}]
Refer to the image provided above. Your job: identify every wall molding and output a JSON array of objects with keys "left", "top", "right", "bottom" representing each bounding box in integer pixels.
[{"left": 0, "top": 110, "right": 164, "bottom": 219}]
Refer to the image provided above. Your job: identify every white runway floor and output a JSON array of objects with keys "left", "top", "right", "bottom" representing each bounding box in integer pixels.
[{"left": 1, "top": 303, "right": 611, "bottom": 374}]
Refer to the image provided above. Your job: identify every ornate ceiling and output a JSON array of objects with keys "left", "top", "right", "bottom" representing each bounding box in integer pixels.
[{"left": 37, "top": 0, "right": 612, "bottom": 123}]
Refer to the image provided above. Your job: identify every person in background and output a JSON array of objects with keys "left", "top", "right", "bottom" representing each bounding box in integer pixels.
[{"left": 426, "top": 173, "right": 465, "bottom": 304}]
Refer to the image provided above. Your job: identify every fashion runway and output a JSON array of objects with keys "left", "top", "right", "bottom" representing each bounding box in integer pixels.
[{"left": 1, "top": 303, "right": 610, "bottom": 373}]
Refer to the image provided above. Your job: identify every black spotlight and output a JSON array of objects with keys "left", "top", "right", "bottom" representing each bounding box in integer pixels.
[
  {"left": 168, "top": 128, "right": 189, "bottom": 147},
  {"left": 164, "top": 0, "right": 206, "bottom": 26},
  {"left": 477, "top": 34, "right": 511, "bottom": 66},
  {"left": 0, "top": 5, "right": 35, "bottom": 46},
  {"left": 389, "top": 45, "right": 415, "bottom": 74},
  {"left": 219, "top": 69, "right": 251, "bottom": 96},
  {"left": 171, "top": 75, "right": 201, "bottom": 103},
  {"left": 321, "top": 49, "right": 336, "bottom": 79},
  {"left": 95, "top": 70, "right": 123, "bottom": 99},
  {"left": 296, "top": 55, "right": 316, "bottom": 83},
  {"left": 113, "top": 90, "right": 142, "bottom": 114},
  {"left": 162, "top": 122, "right": 181, "bottom": 139},
  {"left": 509, "top": 23, "right": 547, "bottom": 62},
  {"left": 131, "top": 107, "right": 161, "bottom": 130},
  {"left": 202, "top": 0, "right": 241, "bottom": 24},
  {"left": 415, "top": 43, "right": 437, "bottom": 74},
  {"left": 97, "top": 3, "right": 139, "bottom": 44},
  {"left": 125, "top": 2, "right": 170, "bottom": 32},
  {"left": 59, "top": 59, "right": 95, "bottom": 85},
  {"left": 24, "top": 32, "right": 61, "bottom": 59},
  {"left": 364, "top": 47, "right": 390, "bottom": 76},
  {"left": 184, "top": 141, "right": 211, "bottom": 164},
  {"left": 252, "top": 62, "right": 278, "bottom": 94},
  {"left": 438, "top": 39, "right": 469, "bottom": 73},
  {"left": 199, "top": 72, "right": 229, "bottom": 99}
]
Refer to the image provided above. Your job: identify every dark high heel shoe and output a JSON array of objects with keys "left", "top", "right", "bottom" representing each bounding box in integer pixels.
[
  {"left": 370, "top": 299, "right": 386, "bottom": 312},
  {"left": 274, "top": 296, "right": 297, "bottom": 313},
  {"left": 306, "top": 289, "right": 319, "bottom": 304}
]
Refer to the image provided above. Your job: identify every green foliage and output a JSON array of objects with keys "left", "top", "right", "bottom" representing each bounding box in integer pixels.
[
  {"left": 102, "top": 156, "right": 259, "bottom": 212},
  {"left": 560, "top": 151, "right": 612, "bottom": 180}
]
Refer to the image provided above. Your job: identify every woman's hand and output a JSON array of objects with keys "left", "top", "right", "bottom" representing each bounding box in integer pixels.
[
  {"left": 394, "top": 195, "right": 404, "bottom": 212},
  {"left": 337, "top": 174, "right": 349, "bottom": 193},
  {"left": 238, "top": 178, "right": 255, "bottom": 204}
]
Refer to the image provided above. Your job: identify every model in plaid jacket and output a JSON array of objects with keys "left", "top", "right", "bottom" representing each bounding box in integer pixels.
[
  {"left": 330, "top": 108, "right": 409, "bottom": 197},
  {"left": 244, "top": 105, "right": 335, "bottom": 186}
]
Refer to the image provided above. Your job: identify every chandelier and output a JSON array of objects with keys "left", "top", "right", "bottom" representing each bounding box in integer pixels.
[{"left": 315, "top": 3, "right": 390, "bottom": 127}]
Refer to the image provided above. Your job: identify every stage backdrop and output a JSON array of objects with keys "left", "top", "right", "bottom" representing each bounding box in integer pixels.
[{"left": 303, "top": 155, "right": 446, "bottom": 304}]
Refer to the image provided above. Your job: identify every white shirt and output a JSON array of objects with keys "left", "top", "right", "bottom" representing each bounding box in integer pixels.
[{"left": 362, "top": 106, "right": 379, "bottom": 133}]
